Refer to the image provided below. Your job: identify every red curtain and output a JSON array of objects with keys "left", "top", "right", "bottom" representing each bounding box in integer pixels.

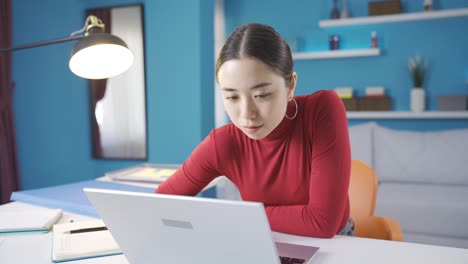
[
  {"left": 0, "top": 0, "right": 20, "bottom": 204},
  {"left": 86, "top": 8, "right": 111, "bottom": 158}
]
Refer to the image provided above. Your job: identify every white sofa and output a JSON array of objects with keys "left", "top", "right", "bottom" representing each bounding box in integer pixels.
[{"left": 349, "top": 122, "right": 468, "bottom": 249}]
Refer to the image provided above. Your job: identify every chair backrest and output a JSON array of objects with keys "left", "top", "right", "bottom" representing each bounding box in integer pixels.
[
  {"left": 348, "top": 160, "right": 403, "bottom": 241},
  {"left": 349, "top": 160, "right": 378, "bottom": 222}
]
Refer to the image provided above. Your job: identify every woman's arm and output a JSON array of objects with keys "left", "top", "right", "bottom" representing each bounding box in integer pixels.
[
  {"left": 156, "top": 132, "right": 222, "bottom": 196},
  {"left": 265, "top": 91, "right": 351, "bottom": 238}
]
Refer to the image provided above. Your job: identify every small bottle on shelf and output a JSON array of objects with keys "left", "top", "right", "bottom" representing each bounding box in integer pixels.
[
  {"left": 424, "top": 0, "right": 433, "bottom": 11},
  {"left": 329, "top": 35, "right": 340, "bottom": 50},
  {"left": 371, "top": 31, "right": 378, "bottom": 48},
  {"left": 340, "top": 0, "right": 350, "bottom": 19}
]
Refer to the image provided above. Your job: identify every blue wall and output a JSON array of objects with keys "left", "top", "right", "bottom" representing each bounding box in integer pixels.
[
  {"left": 12, "top": 0, "right": 214, "bottom": 190},
  {"left": 225, "top": 0, "right": 468, "bottom": 129}
]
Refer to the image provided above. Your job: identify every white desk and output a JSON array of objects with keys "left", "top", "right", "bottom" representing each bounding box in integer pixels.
[
  {"left": 273, "top": 232, "right": 468, "bottom": 264},
  {"left": 1, "top": 202, "right": 468, "bottom": 264}
]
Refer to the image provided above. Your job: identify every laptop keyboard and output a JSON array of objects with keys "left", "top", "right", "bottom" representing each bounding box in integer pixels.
[{"left": 279, "top": 256, "right": 306, "bottom": 264}]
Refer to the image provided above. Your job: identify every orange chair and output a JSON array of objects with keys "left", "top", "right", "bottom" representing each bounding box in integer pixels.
[{"left": 349, "top": 160, "right": 403, "bottom": 241}]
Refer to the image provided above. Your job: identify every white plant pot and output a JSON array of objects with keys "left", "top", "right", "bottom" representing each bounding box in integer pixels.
[{"left": 411, "top": 88, "right": 425, "bottom": 112}]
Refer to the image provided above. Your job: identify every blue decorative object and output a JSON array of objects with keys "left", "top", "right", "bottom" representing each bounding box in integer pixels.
[
  {"left": 329, "top": 35, "right": 340, "bottom": 50},
  {"left": 330, "top": 0, "right": 340, "bottom": 19}
]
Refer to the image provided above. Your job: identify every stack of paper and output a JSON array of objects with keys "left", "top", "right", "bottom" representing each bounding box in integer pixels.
[
  {"left": 52, "top": 219, "right": 122, "bottom": 262},
  {"left": 0, "top": 208, "right": 62, "bottom": 234}
]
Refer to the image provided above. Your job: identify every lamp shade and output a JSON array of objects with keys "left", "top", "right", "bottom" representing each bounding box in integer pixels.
[{"left": 69, "top": 32, "right": 134, "bottom": 79}]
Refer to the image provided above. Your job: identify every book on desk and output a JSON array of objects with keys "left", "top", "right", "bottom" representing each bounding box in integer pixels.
[
  {"left": 103, "top": 163, "right": 217, "bottom": 198},
  {"left": 105, "top": 163, "right": 179, "bottom": 183},
  {"left": 52, "top": 219, "right": 122, "bottom": 262},
  {"left": 0, "top": 207, "right": 62, "bottom": 235}
]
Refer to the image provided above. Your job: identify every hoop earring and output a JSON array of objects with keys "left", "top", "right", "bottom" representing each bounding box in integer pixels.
[{"left": 285, "top": 98, "right": 298, "bottom": 120}]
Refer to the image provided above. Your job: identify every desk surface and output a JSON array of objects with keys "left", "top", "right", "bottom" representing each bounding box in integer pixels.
[
  {"left": 1, "top": 202, "right": 468, "bottom": 264},
  {"left": 273, "top": 232, "right": 468, "bottom": 263}
]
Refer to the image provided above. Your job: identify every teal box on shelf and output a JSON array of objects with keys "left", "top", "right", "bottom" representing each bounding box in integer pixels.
[{"left": 437, "top": 95, "right": 468, "bottom": 111}]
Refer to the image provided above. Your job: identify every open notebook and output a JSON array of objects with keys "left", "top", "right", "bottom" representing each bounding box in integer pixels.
[{"left": 52, "top": 219, "right": 122, "bottom": 262}]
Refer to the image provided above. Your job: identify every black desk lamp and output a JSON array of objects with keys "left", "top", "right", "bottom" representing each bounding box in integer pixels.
[{"left": 0, "top": 15, "right": 134, "bottom": 79}]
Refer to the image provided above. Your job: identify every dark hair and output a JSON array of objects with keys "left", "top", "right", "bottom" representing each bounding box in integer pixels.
[{"left": 216, "top": 23, "right": 294, "bottom": 86}]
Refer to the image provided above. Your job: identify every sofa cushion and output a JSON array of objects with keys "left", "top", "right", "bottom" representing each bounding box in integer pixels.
[
  {"left": 374, "top": 126, "right": 468, "bottom": 185},
  {"left": 348, "top": 122, "right": 376, "bottom": 167},
  {"left": 403, "top": 233, "right": 468, "bottom": 249},
  {"left": 376, "top": 182, "right": 468, "bottom": 238}
]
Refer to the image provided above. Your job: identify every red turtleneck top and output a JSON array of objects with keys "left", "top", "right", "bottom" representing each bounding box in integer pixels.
[{"left": 156, "top": 90, "right": 351, "bottom": 238}]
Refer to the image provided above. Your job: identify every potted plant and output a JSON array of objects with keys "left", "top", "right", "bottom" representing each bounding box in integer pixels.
[{"left": 408, "top": 54, "right": 428, "bottom": 112}]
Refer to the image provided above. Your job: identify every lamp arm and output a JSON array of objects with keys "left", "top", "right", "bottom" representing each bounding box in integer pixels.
[{"left": 0, "top": 34, "right": 83, "bottom": 53}]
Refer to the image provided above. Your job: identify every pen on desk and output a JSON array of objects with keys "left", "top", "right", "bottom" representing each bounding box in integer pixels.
[{"left": 65, "top": 226, "right": 108, "bottom": 234}]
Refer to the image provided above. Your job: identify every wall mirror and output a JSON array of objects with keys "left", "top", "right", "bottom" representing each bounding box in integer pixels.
[{"left": 87, "top": 4, "right": 147, "bottom": 160}]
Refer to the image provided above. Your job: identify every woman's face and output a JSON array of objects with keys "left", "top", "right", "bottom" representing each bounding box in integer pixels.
[{"left": 218, "top": 58, "right": 296, "bottom": 140}]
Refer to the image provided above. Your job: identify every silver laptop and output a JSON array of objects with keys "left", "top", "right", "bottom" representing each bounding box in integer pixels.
[{"left": 84, "top": 188, "right": 319, "bottom": 264}]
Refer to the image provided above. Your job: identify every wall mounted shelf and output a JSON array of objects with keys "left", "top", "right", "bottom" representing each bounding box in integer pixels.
[
  {"left": 319, "top": 8, "right": 468, "bottom": 28},
  {"left": 292, "top": 48, "right": 380, "bottom": 60},
  {"left": 347, "top": 111, "right": 468, "bottom": 119}
]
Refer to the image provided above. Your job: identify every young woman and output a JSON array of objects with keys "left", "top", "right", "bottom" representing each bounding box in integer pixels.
[{"left": 156, "top": 23, "right": 352, "bottom": 238}]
